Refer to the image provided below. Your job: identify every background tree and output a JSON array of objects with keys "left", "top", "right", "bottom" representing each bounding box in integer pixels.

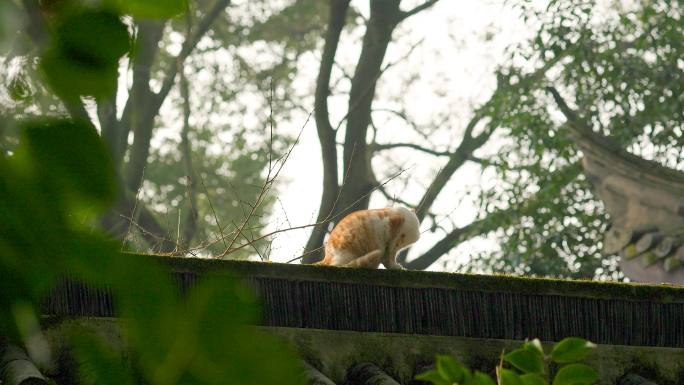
[
  {"left": 465, "top": 0, "right": 684, "bottom": 279},
  {"left": 1, "top": 0, "right": 347, "bottom": 257},
  {"left": 0, "top": 1, "right": 302, "bottom": 383},
  {"left": 302, "top": 0, "right": 684, "bottom": 280},
  {"left": 4, "top": 0, "right": 682, "bottom": 279}
]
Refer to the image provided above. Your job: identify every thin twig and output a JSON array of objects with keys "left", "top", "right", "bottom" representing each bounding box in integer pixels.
[
  {"left": 399, "top": 0, "right": 440, "bottom": 21},
  {"left": 276, "top": 196, "right": 293, "bottom": 229},
  {"left": 198, "top": 172, "right": 228, "bottom": 249},
  {"left": 118, "top": 213, "right": 176, "bottom": 245},
  {"left": 231, "top": 219, "right": 264, "bottom": 261},
  {"left": 268, "top": 79, "right": 274, "bottom": 171},
  {"left": 219, "top": 110, "right": 312, "bottom": 258},
  {"left": 176, "top": 223, "right": 268, "bottom": 254},
  {"left": 175, "top": 208, "right": 181, "bottom": 253},
  {"left": 415, "top": 165, "right": 442, "bottom": 215},
  {"left": 217, "top": 166, "right": 411, "bottom": 258},
  {"left": 371, "top": 141, "right": 452, "bottom": 157},
  {"left": 377, "top": 183, "right": 415, "bottom": 208},
  {"left": 333, "top": 38, "right": 425, "bottom": 132},
  {"left": 121, "top": 167, "right": 146, "bottom": 251},
  {"left": 285, "top": 244, "right": 325, "bottom": 264}
]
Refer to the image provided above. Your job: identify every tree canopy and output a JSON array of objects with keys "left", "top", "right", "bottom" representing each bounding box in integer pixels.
[
  {"left": 1, "top": 0, "right": 683, "bottom": 278},
  {"left": 2, "top": 0, "right": 684, "bottom": 382}
]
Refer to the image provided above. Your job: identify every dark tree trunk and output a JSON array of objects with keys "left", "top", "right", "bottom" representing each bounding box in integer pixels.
[
  {"left": 124, "top": 20, "right": 165, "bottom": 192},
  {"left": 304, "top": 1, "right": 403, "bottom": 262},
  {"left": 302, "top": 0, "right": 351, "bottom": 263},
  {"left": 336, "top": 1, "right": 401, "bottom": 216}
]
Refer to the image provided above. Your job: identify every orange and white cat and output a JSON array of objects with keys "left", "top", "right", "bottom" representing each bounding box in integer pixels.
[{"left": 317, "top": 207, "right": 420, "bottom": 269}]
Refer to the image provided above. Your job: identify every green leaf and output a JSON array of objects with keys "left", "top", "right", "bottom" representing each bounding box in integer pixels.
[
  {"left": 415, "top": 369, "right": 451, "bottom": 385},
  {"left": 185, "top": 275, "right": 260, "bottom": 352},
  {"left": 71, "top": 332, "right": 135, "bottom": 385},
  {"left": 504, "top": 348, "right": 545, "bottom": 374},
  {"left": 466, "top": 371, "right": 496, "bottom": 385},
  {"left": 437, "top": 355, "right": 468, "bottom": 382},
  {"left": 41, "top": 48, "right": 119, "bottom": 99},
  {"left": 112, "top": 0, "right": 186, "bottom": 18},
  {"left": 550, "top": 338, "right": 596, "bottom": 363},
  {"left": 56, "top": 10, "right": 130, "bottom": 67},
  {"left": 524, "top": 339, "right": 544, "bottom": 357},
  {"left": 551, "top": 364, "right": 598, "bottom": 385},
  {"left": 520, "top": 373, "right": 547, "bottom": 385},
  {"left": 19, "top": 119, "right": 117, "bottom": 212},
  {"left": 498, "top": 367, "right": 523, "bottom": 385},
  {"left": 41, "top": 10, "right": 130, "bottom": 99}
]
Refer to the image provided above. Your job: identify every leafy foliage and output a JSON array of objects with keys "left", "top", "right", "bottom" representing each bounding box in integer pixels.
[
  {"left": 416, "top": 337, "right": 598, "bottom": 385},
  {"left": 415, "top": 355, "right": 495, "bottom": 385},
  {"left": 465, "top": 0, "right": 684, "bottom": 279},
  {"left": 0, "top": 2, "right": 302, "bottom": 384},
  {"left": 549, "top": 337, "right": 596, "bottom": 364},
  {"left": 1, "top": 0, "right": 338, "bottom": 258}
]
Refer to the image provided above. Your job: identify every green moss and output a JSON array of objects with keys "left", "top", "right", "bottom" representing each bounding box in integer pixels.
[{"left": 134, "top": 254, "right": 684, "bottom": 303}]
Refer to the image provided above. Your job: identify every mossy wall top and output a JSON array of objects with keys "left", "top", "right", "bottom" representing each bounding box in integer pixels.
[{"left": 43, "top": 255, "right": 684, "bottom": 348}]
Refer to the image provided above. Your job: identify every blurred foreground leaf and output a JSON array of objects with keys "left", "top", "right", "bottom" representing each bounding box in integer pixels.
[
  {"left": 17, "top": 119, "right": 117, "bottom": 213},
  {"left": 1, "top": 116, "right": 301, "bottom": 384},
  {"left": 112, "top": 0, "right": 186, "bottom": 19},
  {"left": 41, "top": 10, "right": 129, "bottom": 99}
]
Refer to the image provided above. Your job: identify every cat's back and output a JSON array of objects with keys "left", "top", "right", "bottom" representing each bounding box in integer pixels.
[{"left": 324, "top": 208, "right": 391, "bottom": 263}]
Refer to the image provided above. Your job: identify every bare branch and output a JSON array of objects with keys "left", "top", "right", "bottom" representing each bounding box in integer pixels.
[
  {"left": 379, "top": 37, "right": 425, "bottom": 72},
  {"left": 286, "top": 244, "right": 325, "bottom": 264},
  {"left": 370, "top": 142, "right": 451, "bottom": 157},
  {"left": 124, "top": 1, "right": 230, "bottom": 192},
  {"left": 169, "top": 161, "right": 408, "bottom": 258},
  {"left": 119, "top": 201, "right": 179, "bottom": 253},
  {"left": 412, "top": 54, "right": 568, "bottom": 225},
  {"left": 219, "top": 111, "right": 312, "bottom": 259},
  {"left": 546, "top": 86, "right": 588, "bottom": 130},
  {"left": 220, "top": 166, "right": 411, "bottom": 259},
  {"left": 119, "top": 213, "right": 175, "bottom": 247},
  {"left": 376, "top": 182, "right": 415, "bottom": 208},
  {"left": 399, "top": 0, "right": 440, "bottom": 22},
  {"left": 406, "top": 219, "right": 483, "bottom": 270},
  {"left": 122, "top": 167, "right": 146, "bottom": 251},
  {"left": 151, "top": 0, "right": 232, "bottom": 112},
  {"left": 406, "top": 162, "right": 582, "bottom": 270},
  {"left": 372, "top": 108, "right": 423, "bottom": 137}
]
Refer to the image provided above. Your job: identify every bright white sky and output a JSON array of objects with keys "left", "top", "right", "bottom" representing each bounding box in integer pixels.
[{"left": 266, "top": 0, "right": 537, "bottom": 270}]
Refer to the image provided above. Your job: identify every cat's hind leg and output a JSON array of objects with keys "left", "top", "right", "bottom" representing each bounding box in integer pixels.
[
  {"left": 382, "top": 248, "right": 405, "bottom": 270},
  {"left": 384, "top": 260, "right": 405, "bottom": 270},
  {"left": 343, "top": 250, "right": 382, "bottom": 269}
]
